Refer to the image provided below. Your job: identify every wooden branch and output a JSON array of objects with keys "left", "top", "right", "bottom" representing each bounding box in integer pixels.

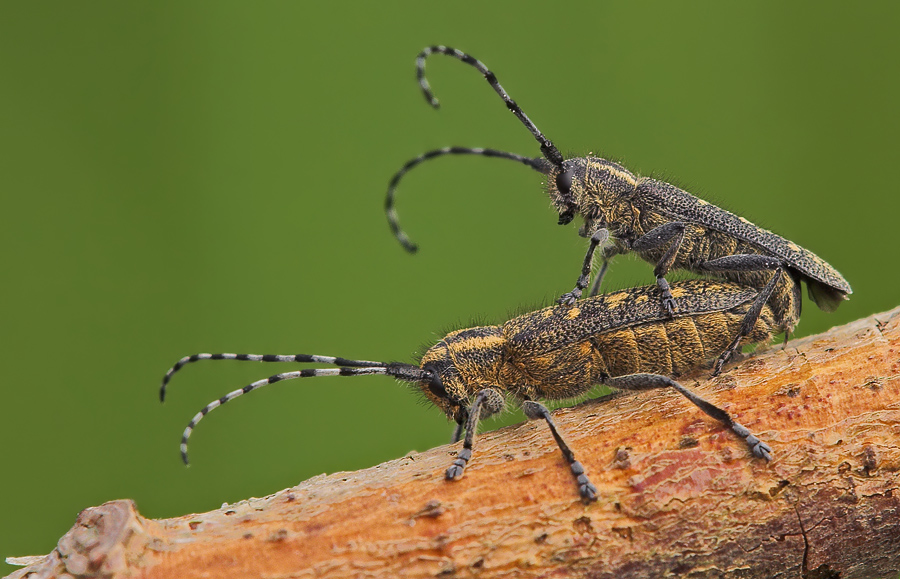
[{"left": 8, "top": 308, "right": 900, "bottom": 579}]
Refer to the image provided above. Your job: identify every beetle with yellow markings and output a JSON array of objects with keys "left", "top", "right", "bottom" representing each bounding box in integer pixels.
[{"left": 161, "top": 274, "right": 786, "bottom": 503}]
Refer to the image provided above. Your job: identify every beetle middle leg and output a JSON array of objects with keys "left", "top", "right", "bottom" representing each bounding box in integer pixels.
[
  {"left": 631, "top": 222, "right": 687, "bottom": 315},
  {"left": 522, "top": 399, "right": 598, "bottom": 502}
]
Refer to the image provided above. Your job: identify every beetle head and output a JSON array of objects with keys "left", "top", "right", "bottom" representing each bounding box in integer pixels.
[{"left": 418, "top": 326, "right": 506, "bottom": 425}]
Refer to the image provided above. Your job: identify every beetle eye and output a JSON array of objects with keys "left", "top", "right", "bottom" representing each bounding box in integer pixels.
[
  {"left": 424, "top": 369, "right": 447, "bottom": 398},
  {"left": 428, "top": 381, "right": 447, "bottom": 398},
  {"left": 555, "top": 167, "right": 574, "bottom": 196}
]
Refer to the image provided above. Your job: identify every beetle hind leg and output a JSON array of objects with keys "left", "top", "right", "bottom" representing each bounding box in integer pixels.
[
  {"left": 603, "top": 373, "right": 772, "bottom": 461},
  {"left": 700, "top": 255, "right": 786, "bottom": 376}
]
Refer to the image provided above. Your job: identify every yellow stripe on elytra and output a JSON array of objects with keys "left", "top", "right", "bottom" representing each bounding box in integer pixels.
[
  {"left": 604, "top": 291, "right": 631, "bottom": 309},
  {"left": 669, "top": 285, "right": 688, "bottom": 299}
]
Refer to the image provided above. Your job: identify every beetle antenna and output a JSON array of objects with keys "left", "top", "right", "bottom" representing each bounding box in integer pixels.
[
  {"left": 416, "top": 46, "right": 564, "bottom": 167},
  {"left": 160, "top": 353, "right": 388, "bottom": 402},
  {"left": 385, "top": 146, "right": 550, "bottom": 253},
  {"left": 162, "top": 353, "right": 426, "bottom": 465}
]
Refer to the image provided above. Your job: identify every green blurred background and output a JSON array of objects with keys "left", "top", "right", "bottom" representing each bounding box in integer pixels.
[{"left": 1, "top": 1, "right": 897, "bottom": 569}]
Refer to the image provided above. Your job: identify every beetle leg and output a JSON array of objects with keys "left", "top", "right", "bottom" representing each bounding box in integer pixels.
[
  {"left": 558, "top": 228, "right": 610, "bottom": 305},
  {"left": 587, "top": 239, "right": 627, "bottom": 297},
  {"left": 631, "top": 222, "right": 686, "bottom": 315},
  {"left": 450, "top": 421, "right": 464, "bottom": 443},
  {"left": 445, "top": 389, "right": 504, "bottom": 481},
  {"left": 603, "top": 373, "right": 772, "bottom": 461},
  {"left": 522, "top": 399, "right": 598, "bottom": 502},
  {"left": 700, "top": 255, "right": 785, "bottom": 376},
  {"left": 587, "top": 258, "right": 611, "bottom": 297}
]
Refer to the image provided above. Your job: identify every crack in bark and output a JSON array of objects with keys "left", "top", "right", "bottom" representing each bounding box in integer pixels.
[
  {"left": 795, "top": 505, "right": 841, "bottom": 579},
  {"left": 795, "top": 504, "right": 811, "bottom": 579}
]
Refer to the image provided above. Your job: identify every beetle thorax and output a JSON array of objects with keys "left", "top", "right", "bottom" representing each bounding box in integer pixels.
[{"left": 575, "top": 157, "right": 638, "bottom": 221}]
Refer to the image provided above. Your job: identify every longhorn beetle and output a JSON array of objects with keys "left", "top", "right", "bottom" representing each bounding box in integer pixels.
[
  {"left": 384, "top": 46, "right": 851, "bottom": 346},
  {"left": 160, "top": 274, "right": 784, "bottom": 502}
]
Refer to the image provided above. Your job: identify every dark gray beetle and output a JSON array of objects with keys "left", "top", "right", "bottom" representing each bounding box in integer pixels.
[{"left": 384, "top": 46, "right": 851, "bottom": 356}]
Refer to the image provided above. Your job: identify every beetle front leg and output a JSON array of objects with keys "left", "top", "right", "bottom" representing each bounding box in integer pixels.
[
  {"left": 445, "top": 389, "right": 504, "bottom": 481},
  {"left": 631, "top": 222, "right": 686, "bottom": 315},
  {"left": 450, "top": 421, "right": 464, "bottom": 443},
  {"left": 558, "top": 228, "right": 609, "bottom": 305}
]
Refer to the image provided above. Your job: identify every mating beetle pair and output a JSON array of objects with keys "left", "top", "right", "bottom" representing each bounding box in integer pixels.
[{"left": 161, "top": 47, "right": 850, "bottom": 502}]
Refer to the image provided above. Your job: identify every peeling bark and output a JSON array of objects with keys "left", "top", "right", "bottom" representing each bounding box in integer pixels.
[{"left": 7, "top": 308, "right": 900, "bottom": 579}]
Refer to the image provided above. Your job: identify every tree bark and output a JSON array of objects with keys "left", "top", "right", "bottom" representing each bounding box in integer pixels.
[{"left": 7, "top": 308, "right": 900, "bottom": 579}]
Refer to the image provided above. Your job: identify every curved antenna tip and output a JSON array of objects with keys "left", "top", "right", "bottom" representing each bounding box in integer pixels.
[{"left": 159, "top": 388, "right": 166, "bottom": 403}]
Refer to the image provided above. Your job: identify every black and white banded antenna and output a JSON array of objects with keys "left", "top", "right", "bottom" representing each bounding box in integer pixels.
[
  {"left": 159, "top": 353, "right": 426, "bottom": 465},
  {"left": 417, "top": 45, "right": 564, "bottom": 165},
  {"left": 385, "top": 46, "right": 568, "bottom": 253},
  {"left": 385, "top": 147, "right": 547, "bottom": 253}
]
